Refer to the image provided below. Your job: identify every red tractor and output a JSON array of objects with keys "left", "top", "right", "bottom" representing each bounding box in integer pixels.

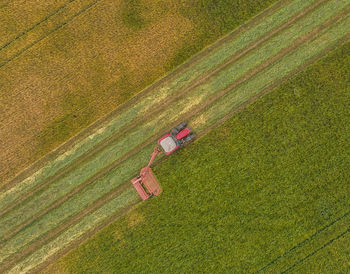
[{"left": 131, "top": 122, "right": 194, "bottom": 200}]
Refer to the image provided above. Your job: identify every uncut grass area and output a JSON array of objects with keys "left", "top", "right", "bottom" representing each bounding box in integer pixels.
[
  {"left": 0, "top": 0, "right": 277, "bottom": 184},
  {"left": 49, "top": 41, "right": 350, "bottom": 273}
]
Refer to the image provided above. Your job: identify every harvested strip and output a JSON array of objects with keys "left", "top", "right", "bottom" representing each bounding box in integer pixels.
[
  {"left": 1, "top": 13, "right": 348, "bottom": 272},
  {"left": 16, "top": 191, "right": 139, "bottom": 274},
  {"left": 0, "top": 0, "right": 328, "bottom": 227},
  {"left": 0, "top": 0, "right": 346, "bottom": 245},
  {"left": 15, "top": 36, "right": 350, "bottom": 274},
  {"left": 0, "top": 183, "right": 136, "bottom": 272},
  {"left": 0, "top": 145, "right": 153, "bottom": 262},
  {"left": 0, "top": 0, "right": 321, "bottom": 220},
  {"left": 1, "top": 4, "right": 347, "bottom": 260},
  {"left": 193, "top": 12, "right": 350, "bottom": 133},
  {"left": 0, "top": 0, "right": 303, "bottom": 200}
]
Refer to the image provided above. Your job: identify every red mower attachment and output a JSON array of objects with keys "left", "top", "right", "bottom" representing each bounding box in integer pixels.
[
  {"left": 131, "top": 122, "right": 195, "bottom": 200},
  {"left": 131, "top": 146, "right": 162, "bottom": 200}
]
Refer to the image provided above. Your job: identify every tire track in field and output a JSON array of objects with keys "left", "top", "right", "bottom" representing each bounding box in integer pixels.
[
  {"left": 256, "top": 210, "right": 350, "bottom": 273},
  {"left": 29, "top": 35, "right": 350, "bottom": 274},
  {"left": 0, "top": 0, "right": 76, "bottom": 51},
  {"left": 0, "top": 0, "right": 102, "bottom": 68},
  {"left": 0, "top": 0, "right": 290, "bottom": 192},
  {"left": 0, "top": 0, "right": 322, "bottom": 222},
  {"left": 1, "top": 8, "right": 348, "bottom": 271},
  {"left": 281, "top": 227, "right": 350, "bottom": 273}
]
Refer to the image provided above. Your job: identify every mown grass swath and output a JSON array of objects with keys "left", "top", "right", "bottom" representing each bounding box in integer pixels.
[
  {"left": 0, "top": 0, "right": 298, "bottom": 205},
  {"left": 1, "top": 0, "right": 349, "bottom": 272},
  {"left": 53, "top": 40, "right": 350, "bottom": 273},
  {"left": 0, "top": 0, "right": 342, "bottom": 249},
  {"left": 0, "top": 0, "right": 337, "bottom": 221},
  {"left": 0, "top": 0, "right": 279, "bottom": 185}
]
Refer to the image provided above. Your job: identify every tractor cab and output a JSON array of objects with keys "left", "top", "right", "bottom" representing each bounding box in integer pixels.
[{"left": 158, "top": 122, "right": 194, "bottom": 155}]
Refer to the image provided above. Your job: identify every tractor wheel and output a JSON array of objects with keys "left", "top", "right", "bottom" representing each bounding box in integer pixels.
[
  {"left": 184, "top": 134, "right": 195, "bottom": 143},
  {"left": 175, "top": 122, "right": 187, "bottom": 132},
  {"left": 171, "top": 128, "right": 179, "bottom": 135}
]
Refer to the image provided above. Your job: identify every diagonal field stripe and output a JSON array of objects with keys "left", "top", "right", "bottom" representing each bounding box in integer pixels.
[
  {"left": 0, "top": 7, "right": 348, "bottom": 271},
  {"left": 281, "top": 227, "right": 350, "bottom": 273},
  {"left": 255, "top": 211, "right": 350, "bottom": 273},
  {"left": 0, "top": 0, "right": 339, "bottom": 244},
  {"left": 0, "top": 1, "right": 348, "bottom": 254},
  {"left": 0, "top": 0, "right": 325, "bottom": 221},
  {"left": 0, "top": 0, "right": 76, "bottom": 51},
  {"left": 0, "top": 0, "right": 294, "bottom": 195},
  {"left": 19, "top": 35, "right": 350, "bottom": 274},
  {"left": 0, "top": 0, "right": 102, "bottom": 68}
]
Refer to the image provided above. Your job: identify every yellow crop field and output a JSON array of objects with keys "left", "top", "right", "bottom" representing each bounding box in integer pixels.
[{"left": 0, "top": 0, "right": 276, "bottom": 184}]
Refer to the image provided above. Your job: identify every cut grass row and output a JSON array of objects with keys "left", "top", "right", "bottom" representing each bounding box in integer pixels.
[
  {"left": 0, "top": 0, "right": 348, "bottom": 248},
  {"left": 0, "top": 0, "right": 279, "bottom": 184},
  {"left": 2, "top": 9, "right": 350, "bottom": 272},
  {"left": 51, "top": 38, "right": 350, "bottom": 273},
  {"left": 2, "top": 0, "right": 348, "bottom": 242},
  {"left": 0, "top": 0, "right": 301, "bottom": 207},
  {"left": 8, "top": 187, "right": 139, "bottom": 274},
  {"left": 0, "top": 0, "right": 333, "bottom": 240},
  {"left": 0, "top": 0, "right": 336, "bottom": 222}
]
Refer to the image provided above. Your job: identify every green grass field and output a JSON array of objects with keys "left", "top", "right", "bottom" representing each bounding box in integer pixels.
[
  {"left": 51, "top": 40, "right": 350, "bottom": 274},
  {"left": 1, "top": 0, "right": 349, "bottom": 272}
]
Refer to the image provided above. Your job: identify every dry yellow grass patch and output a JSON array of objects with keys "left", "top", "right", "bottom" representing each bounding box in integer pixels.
[
  {"left": 0, "top": 0, "right": 193, "bottom": 184},
  {"left": 127, "top": 211, "right": 145, "bottom": 227}
]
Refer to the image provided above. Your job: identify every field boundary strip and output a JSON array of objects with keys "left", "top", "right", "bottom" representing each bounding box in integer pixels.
[
  {"left": 28, "top": 35, "right": 350, "bottom": 274},
  {"left": 0, "top": 0, "right": 76, "bottom": 51},
  {"left": 0, "top": 0, "right": 102, "bottom": 68},
  {"left": 1, "top": 2, "right": 348, "bottom": 255},
  {"left": 0, "top": 0, "right": 337, "bottom": 246},
  {"left": 1, "top": 21, "right": 344, "bottom": 272},
  {"left": 281, "top": 227, "right": 350, "bottom": 273},
  {"left": 255, "top": 210, "right": 350, "bottom": 273},
  {"left": 0, "top": 0, "right": 322, "bottom": 219},
  {"left": 0, "top": 0, "right": 292, "bottom": 191}
]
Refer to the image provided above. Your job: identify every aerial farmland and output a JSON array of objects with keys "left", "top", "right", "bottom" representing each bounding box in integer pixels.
[{"left": 0, "top": 0, "right": 349, "bottom": 273}]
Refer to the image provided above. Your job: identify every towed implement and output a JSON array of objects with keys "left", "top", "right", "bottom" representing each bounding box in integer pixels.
[{"left": 131, "top": 122, "right": 194, "bottom": 200}]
